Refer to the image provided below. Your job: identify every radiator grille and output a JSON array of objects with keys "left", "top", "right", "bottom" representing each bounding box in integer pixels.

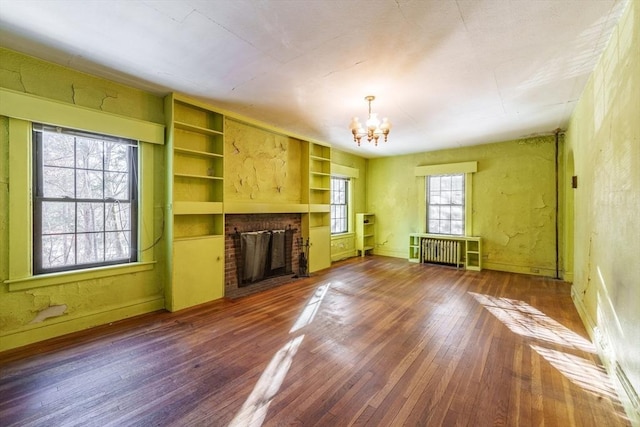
[{"left": 422, "top": 238, "right": 461, "bottom": 267}]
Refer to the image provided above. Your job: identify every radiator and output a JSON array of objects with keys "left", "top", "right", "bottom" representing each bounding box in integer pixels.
[{"left": 422, "top": 238, "right": 461, "bottom": 268}]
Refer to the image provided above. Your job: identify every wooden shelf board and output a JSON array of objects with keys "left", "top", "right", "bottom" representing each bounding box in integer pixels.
[
  {"left": 174, "top": 120, "right": 223, "bottom": 137},
  {"left": 174, "top": 173, "right": 223, "bottom": 181},
  {"left": 174, "top": 147, "right": 223, "bottom": 158}
]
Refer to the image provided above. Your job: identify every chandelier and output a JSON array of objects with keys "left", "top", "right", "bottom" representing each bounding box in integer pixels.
[{"left": 349, "top": 95, "right": 391, "bottom": 146}]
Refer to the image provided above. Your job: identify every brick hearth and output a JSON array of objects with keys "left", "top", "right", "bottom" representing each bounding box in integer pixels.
[{"left": 225, "top": 213, "right": 303, "bottom": 299}]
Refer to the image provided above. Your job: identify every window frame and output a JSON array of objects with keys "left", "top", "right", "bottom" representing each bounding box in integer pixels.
[
  {"left": 414, "top": 161, "right": 477, "bottom": 237},
  {"left": 426, "top": 173, "right": 465, "bottom": 236},
  {"left": 330, "top": 176, "right": 349, "bottom": 234},
  {"left": 32, "top": 124, "right": 139, "bottom": 274},
  {"left": 2, "top": 88, "right": 164, "bottom": 290}
]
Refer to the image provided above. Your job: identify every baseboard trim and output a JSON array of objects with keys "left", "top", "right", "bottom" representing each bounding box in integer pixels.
[
  {"left": 571, "top": 287, "right": 640, "bottom": 425},
  {"left": 483, "top": 261, "right": 557, "bottom": 277},
  {"left": 331, "top": 249, "right": 357, "bottom": 262},
  {"left": 0, "top": 296, "right": 165, "bottom": 352}
]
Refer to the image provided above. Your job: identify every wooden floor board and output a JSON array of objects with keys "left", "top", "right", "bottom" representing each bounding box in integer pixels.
[{"left": 0, "top": 256, "right": 631, "bottom": 427}]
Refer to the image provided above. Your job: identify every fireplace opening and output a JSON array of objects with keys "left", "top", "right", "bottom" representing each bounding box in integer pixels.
[
  {"left": 225, "top": 213, "right": 303, "bottom": 299},
  {"left": 231, "top": 227, "right": 296, "bottom": 287}
]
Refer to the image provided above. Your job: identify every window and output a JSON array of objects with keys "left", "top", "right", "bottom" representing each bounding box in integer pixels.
[
  {"left": 427, "top": 173, "right": 464, "bottom": 235},
  {"left": 330, "top": 177, "right": 349, "bottom": 234},
  {"left": 33, "top": 124, "right": 138, "bottom": 274}
]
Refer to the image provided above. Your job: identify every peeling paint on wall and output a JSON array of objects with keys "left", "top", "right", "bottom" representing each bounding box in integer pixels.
[
  {"left": 224, "top": 119, "right": 302, "bottom": 203},
  {"left": 29, "top": 304, "right": 67, "bottom": 324},
  {"left": 368, "top": 135, "right": 558, "bottom": 271}
]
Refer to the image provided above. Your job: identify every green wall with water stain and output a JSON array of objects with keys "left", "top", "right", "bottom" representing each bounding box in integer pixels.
[
  {"left": 367, "top": 135, "right": 561, "bottom": 277},
  {"left": 0, "top": 48, "right": 167, "bottom": 351},
  {"left": 565, "top": 0, "right": 639, "bottom": 420}
]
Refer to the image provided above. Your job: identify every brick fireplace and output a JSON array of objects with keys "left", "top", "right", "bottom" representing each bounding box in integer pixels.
[{"left": 225, "top": 213, "right": 303, "bottom": 299}]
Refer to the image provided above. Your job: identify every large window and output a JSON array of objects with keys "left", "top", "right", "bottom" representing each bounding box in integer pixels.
[
  {"left": 33, "top": 124, "right": 138, "bottom": 273},
  {"left": 427, "top": 173, "right": 464, "bottom": 235},
  {"left": 330, "top": 177, "right": 349, "bottom": 234}
]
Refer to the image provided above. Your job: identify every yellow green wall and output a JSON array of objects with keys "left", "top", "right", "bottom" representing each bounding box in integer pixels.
[
  {"left": 565, "top": 0, "right": 639, "bottom": 419},
  {"left": 0, "top": 48, "right": 166, "bottom": 351},
  {"left": 367, "top": 136, "right": 560, "bottom": 276}
]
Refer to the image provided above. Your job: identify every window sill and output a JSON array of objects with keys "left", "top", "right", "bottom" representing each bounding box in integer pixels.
[
  {"left": 331, "top": 232, "right": 355, "bottom": 239},
  {"left": 5, "top": 261, "right": 157, "bottom": 292}
]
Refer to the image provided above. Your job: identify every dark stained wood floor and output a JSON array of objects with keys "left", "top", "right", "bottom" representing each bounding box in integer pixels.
[{"left": 0, "top": 256, "right": 631, "bottom": 426}]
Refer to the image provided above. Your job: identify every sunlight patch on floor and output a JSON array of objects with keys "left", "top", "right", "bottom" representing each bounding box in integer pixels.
[
  {"left": 290, "top": 282, "right": 331, "bottom": 333},
  {"left": 470, "top": 291, "right": 623, "bottom": 403},
  {"left": 530, "top": 344, "right": 619, "bottom": 400},
  {"left": 230, "top": 282, "right": 332, "bottom": 427},
  {"left": 469, "top": 292, "right": 595, "bottom": 353},
  {"left": 228, "top": 335, "right": 304, "bottom": 427}
]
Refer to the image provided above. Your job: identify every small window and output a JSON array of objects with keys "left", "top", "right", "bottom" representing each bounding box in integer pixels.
[
  {"left": 33, "top": 124, "right": 138, "bottom": 274},
  {"left": 331, "top": 177, "right": 349, "bottom": 234},
  {"left": 427, "top": 173, "right": 464, "bottom": 235}
]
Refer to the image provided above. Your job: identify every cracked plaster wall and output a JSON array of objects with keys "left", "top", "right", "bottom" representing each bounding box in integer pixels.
[
  {"left": 565, "top": 0, "right": 639, "bottom": 413},
  {"left": 0, "top": 48, "right": 166, "bottom": 350},
  {"left": 367, "top": 135, "right": 559, "bottom": 275},
  {"left": 224, "top": 119, "right": 302, "bottom": 203}
]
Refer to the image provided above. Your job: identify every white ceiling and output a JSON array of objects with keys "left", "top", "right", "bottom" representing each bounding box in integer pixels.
[{"left": 0, "top": 0, "right": 628, "bottom": 158}]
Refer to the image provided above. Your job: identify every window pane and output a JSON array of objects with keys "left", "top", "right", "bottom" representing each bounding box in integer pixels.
[
  {"left": 429, "top": 193, "right": 441, "bottom": 205},
  {"left": 106, "top": 142, "right": 129, "bottom": 172},
  {"left": 440, "top": 191, "right": 451, "bottom": 205},
  {"left": 76, "top": 137, "right": 103, "bottom": 170},
  {"left": 77, "top": 232, "right": 104, "bottom": 264},
  {"left": 439, "top": 220, "right": 451, "bottom": 234},
  {"left": 440, "top": 206, "right": 451, "bottom": 220},
  {"left": 451, "top": 205, "right": 463, "bottom": 220},
  {"left": 428, "top": 220, "right": 440, "bottom": 233},
  {"left": 106, "top": 231, "right": 131, "bottom": 260},
  {"left": 43, "top": 166, "right": 74, "bottom": 197},
  {"left": 105, "top": 172, "right": 129, "bottom": 199},
  {"left": 429, "top": 176, "right": 440, "bottom": 191},
  {"left": 43, "top": 134, "right": 74, "bottom": 167},
  {"left": 42, "top": 202, "right": 75, "bottom": 234},
  {"left": 41, "top": 234, "right": 75, "bottom": 268},
  {"left": 451, "top": 221, "right": 464, "bottom": 235},
  {"left": 429, "top": 205, "right": 440, "bottom": 219},
  {"left": 452, "top": 175, "right": 464, "bottom": 190},
  {"left": 452, "top": 191, "right": 464, "bottom": 205},
  {"left": 76, "top": 170, "right": 103, "bottom": 199},
  {"left": 441, "top": 176, "right": 452, "bottom": 191},
  {"left": 77, "top": 202, "right": 104, "bottom": 232},
  {"left": 105, "top": 203, "right": 131, "bottom": 231}
]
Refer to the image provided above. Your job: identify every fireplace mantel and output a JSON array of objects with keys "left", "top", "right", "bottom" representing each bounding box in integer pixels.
[{"left": 224, "top": 201, "right": 309, "bottom": 214}]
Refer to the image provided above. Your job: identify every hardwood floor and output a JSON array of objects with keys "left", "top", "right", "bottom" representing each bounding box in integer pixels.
[{"left": 0, "top": 256, "right": 631, "bottom": 426}]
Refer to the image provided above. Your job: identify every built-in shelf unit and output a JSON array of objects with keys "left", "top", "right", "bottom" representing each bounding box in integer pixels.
[
  {"left": 165, "top": 93, "right": 225, "bottom": 310},
  {"left": 408, "top": 233, "right": 482, "bottom": 271},
  {"left": 356, "top": 213, "right": 375, "bottom": 257},
  {"left": 302, "top": 141, "right": 332, "bottom": 272}
]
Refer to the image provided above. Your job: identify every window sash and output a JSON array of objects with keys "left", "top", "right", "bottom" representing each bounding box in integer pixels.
[
  {"left": 331, "top": 177, "right": 349, "bottom": 234},
  {"left": 427, "top": 173, "right": 465, "bottom": 236},
  {"left": 33, "top": 125, "right": 138, "bottom": 274}
]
